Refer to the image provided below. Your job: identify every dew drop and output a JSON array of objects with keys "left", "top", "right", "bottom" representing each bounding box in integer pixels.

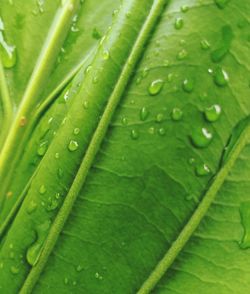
[
  {"left": 55, "top": 152, "right": 60, "bottom": 159},
  {"left": 131, "top": 129, "right": 139, "bottom": 140},
  {"left": 102, "top": 49, "right": 110, "bottom": 60},
  {"left": 10, "top": 266, "right": 19, "bottom": 275},
  {"left": 58, "top": 168, "right": 64, "bottom": 178},
  {"left": 190, "top": 127, "right": 213, "bottom": 148},
  {"left": 174, "top": 17, "right": 184, "bottom": 30},
  {"left": 26, "top": 220, "right": 51, "bottom": 266},
  {"left": 83, "top": 100, "right": 89, "bottom": 109},
  {"left": 73, "top": 128, "right": 80, "bottom": 135},
  {"left": 64, "top": 277, "right": 69, "bottom": 285},
  {"left": 158, "top": 128, "right": 166, "bottom": 136},
  {"left": 26, "top": 200, "right": 38, "bottom": 214},
  {"left": 46, "top": 196, "right": 59, "bottom": 211},
  {"left": 148, "top": 79, "right": 164, "bottom": 96},
  {"left": 177, "top": 49, "right": 188, "bottom": 60},
  {"left": 39, "top": 185, "right": 46, "bottom": 195},
  {"left": 140, "top": 107, "right": 149, "bottom": 121},
  {"left": 171, "top": 108, "right": 183, "bottom": 121},
  {"left": 204, "top": 104, "right": 221, "bottom": 122},
  {"left": 200, "top": 39, "right": 211, "bottom": 50},
  {"left": 155, "top": 113, "right": 164, "bottom": 123},
  {"left": 76, "top": 265, "right": 83, "bottom": 272},
  {"left": 213, "top": 67, "right": 229, "bottom": 87},
  {"left": 182, "top": 78, "right": 194, "bottom": 93},
  {"left": 68, "top": 140, "right": 79, "bottom": 152},
  {"left": 37, "top": 141, "right": 48, "bottom": 157},
  {"left": 195, "top": 163, "right": 211, "bottom": 176},
  {"left": 181, "top": 5, "right": 189, "bottom": 12},
  {"left": 121, "top": 117, "right": 128, "bottom": 125},
  {"left": 92, "top": 27, "right": 102, "bottom": 40}
]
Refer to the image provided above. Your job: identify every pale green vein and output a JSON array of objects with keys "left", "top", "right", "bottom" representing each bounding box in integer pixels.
[
  {"left": 137, "top": 122, "right": 250, "bottom": 294},
  {"left": 0, "top": 0, "right": 79, "bottom": 206},
  {"left": 20, "top": 0, "right": 168, "bottom": 292}
]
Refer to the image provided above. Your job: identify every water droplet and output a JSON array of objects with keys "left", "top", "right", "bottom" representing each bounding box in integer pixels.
[
  {"left": 188, "top": 157, "right": 195, "bottom": 165},
  {"left": 213, "top": 67, "right": 229, "bottom": 87},
  {"left": 76, "top": 265, "right": 83, "bottom": 272},
  {"left": 140, "top": 107, "right": 149, "bottom": 121},
  {"left": 83, "top": 100, "right": 89, "bottom": 109},
  {"left": 155, "top": 113, "right": 164, "bottom": 123},
  {"left": 182, "top": 78, "right": 194, "bottom": 93},
  {"left": 26, "top": 200, "right": 37, "bottom": 214},
  {"left": 46, "top": 196, "right": 59, "bottom": 211},
  {"left": 37, "top": 141, "right": 48, "bottom": 156},
  {"left": 177, "top": 49, "right": 188, "bottom": 60},
  {"left": 174, "top": 18, "right": 184, "bottom": 30},
  {"left": 55, "top": 152, "right": 60, "bottom": 159},
  {"left": 200, "top": 39, "right": 210, "bottom": 50},
  {"left": 239, "top": 202, "right": 250, "bottom": 249},
  {"left": 214, "top": 0, "right": 230, "bottom": 9},
  {"left": 102, "top": 49, "right": 110, "bottom": 60},
  {"left": 148, "top": 127, "right": 155, "bottom": 135},
  {"left": 92, "top": 27, "right": 102, "bottom": 40},
  {"left": 0, "top": 21, "right": 17, "bottom": 68},
  {"left": 10, "top": 266, "right": 19, "bottom": 275},
  {"left": 148, "top": 79, "right": 164, "bottom": 96},
  {"left": 121, "top": 117, "right": 128, "bottom": 125},
  {"left": 68, "top": 140, "right": 79, "bottom": 152},
  {"left": 171, "top": 108, "right": 183, "bottom": 121},
  {"left": 58, "top": 168, "right": 64, "bottom": 178},
  {"left": 195, "top": 163, "right": 211, "bottom": 176},
  {"left": 72, "top": 281, "right": 77, "bottom": 286},
  {"left": 211, "top": 26, "right": 233, "bottom": 62},
  {"left": 204, "top": 104, "right": 221, "bottom": 122},
  {"left": 73, "top": 128, "right": 80, "bottom": 135},
  {"left": 181, "top": 5, "right": 189, "bottom": 13},
  {"left": 95, "top": 272, "right": 103, "bottom": 280},
  {"left": 64, "top": 277, "right": 69, "bottom": 285},
  {"left": 131, "top": 129, "right": 139, "bottom": 140},
  {"left": 26, "top": 220, "right": 51, "bottom": 266},
  {"left": 39, "top": 185, "right": 46, "bottom": 195},
  {"left": 158, "top": 128, "right": 166, "bottom": 136},
  {"left": 190, "top": 127, "right": 213, "bottom": 148}
]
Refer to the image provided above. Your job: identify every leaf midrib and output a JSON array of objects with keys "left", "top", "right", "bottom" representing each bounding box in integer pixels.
[
  {"left": 19, "top": 0, "right": 168, "bottom": 292},
  {"left": 137, "top": 122, "right": 250, "bottom": 294}
]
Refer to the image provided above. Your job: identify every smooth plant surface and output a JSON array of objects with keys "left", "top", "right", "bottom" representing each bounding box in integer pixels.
[{"left": 0, "top": 0, "right": 250, "bottom": 293}]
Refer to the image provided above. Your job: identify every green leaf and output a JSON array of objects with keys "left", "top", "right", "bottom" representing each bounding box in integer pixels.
[{"left": 0, "top": 0, "right": 250, "bottom": 293}]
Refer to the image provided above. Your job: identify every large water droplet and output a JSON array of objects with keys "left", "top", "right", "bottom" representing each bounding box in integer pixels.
[
  {"left": 204, "top": 104, "right": 221, "bottom": 122},
  {"left": 213, "top": 67, "right": 229, "bottom": 87},
  {"left": 68, "top": 140, "right": 79, "bottom": 152},
  {"left": 26, "top": 220, "right": 51, "bottom": 266},
  {"left": 148, "top": 79, "right": 164, "bottom": 96},
  {"left": 190, "top": 127, "right": 213, "bottom": 148}
]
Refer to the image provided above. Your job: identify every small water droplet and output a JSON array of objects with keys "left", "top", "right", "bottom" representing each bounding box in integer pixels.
[
  {"left": 188, "top": 157, "right": 195, "bottom": 165},
  {"left": 204, "top": 104, "right": 221, "bottom": 122},
  {"left": 131, "top": 129, "right": 139, "bottom": 140},
  {"left": 140, "top": 107, "right": 149, "bottom": 121},
  {"left": 37, "top": 141, "right": 48, "bottom": 156},
  {"left": 58, "top": 168, "right": 64, "bottom": 178},
  {"left": 55, "top": 152, "right": 60, "bottom": 159},
  {"left": 190, "top": 127, "right": 213, "bottom": 148},
  {"left": 200, "top": 39, "right": 211, "bottom": 50},
  {"left": 177, "top": 49, "right": 188, "bottom": 60},
  {"left": 171, "top": 108, "right": 183, "bottom": 121},
  {"left": 174, "top": 17, "right": 184, "bottom": 30},
  {"left": 83, "top": 100, "right": 89, "bottom": 109},
  {"left": 155, "top": 113, "right": 164, "bottom": 123},
  {"left": 39, "top": 185, "right": 46, "bottom": 195},
  {"left": 26, "top": 200, "right": 38, "bottom": 214},
  {"left": 182, "top": 78, "right": 194, "bottom": 93},
  {"left": 181, "top": 5, "right": 189, "bottom": 13},
  {"left": 76, "top": 265, "right": 83, "bottom": 272},
  {"left": 73, "top": 128, "right": 80, "bottom": 135},
  {"left": 213, "top": 67, "right": 229, "bottom": 87},
  {"left": 148, "top": 127, "right": 155, "bottom": 135},
  {"left": 102, "top": 49, "right": 110, "bottom": 60},
  {"left": 68, "top": 140, "right": 79, "bottom": 152},
  {"left": 64, "top": 277, "right": 69, "bottom": 285},
  {"left": 195, "top": 163, "right": 211, "bottom": 176},
  {"left": 148, "top": 79, "right": 164, "bottom": 96},
  {"left": 158, "top": 128, "right": 166, "bottom": 136},
  {"left": 121, "top": 117, "right": 128, "bottom": 125},
  {"left": 10, "top": 266, "right": 19, "bottom": 275},
  {"left": 92, "top": 27, "right": 102, "bottom": 40}
]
